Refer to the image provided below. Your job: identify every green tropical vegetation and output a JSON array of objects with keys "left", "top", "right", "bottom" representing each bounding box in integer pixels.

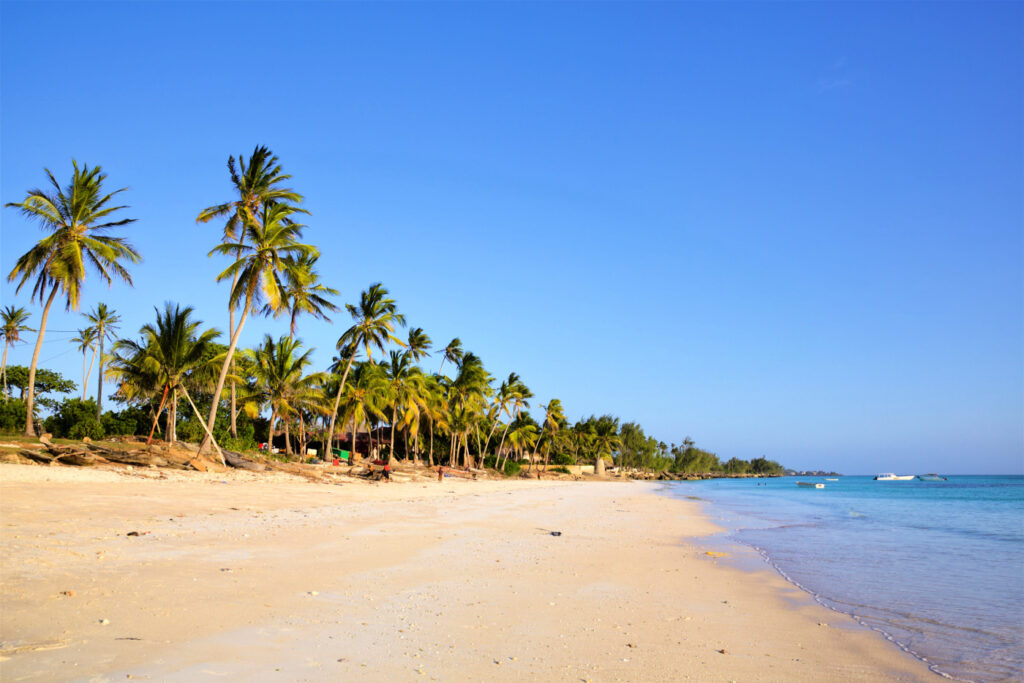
[{"left": 1, "top": 150, "right": 785, "bottom": 477}]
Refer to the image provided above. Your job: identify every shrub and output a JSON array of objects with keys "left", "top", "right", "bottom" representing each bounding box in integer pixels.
[
  {"left": 503, "top": 460, "right": 522, "bottom": 477},
  {"left": 43, "top": 398, "right": 104, "bottom": 439},
  {"left": 0, "top": 398, "right": 27, "bottom": 433},
  {"left": 101, "top": 407, "right": 145, "bottom": 436},
  {"left": 550, "top": 465, "right": 571, "bottom": 474}
]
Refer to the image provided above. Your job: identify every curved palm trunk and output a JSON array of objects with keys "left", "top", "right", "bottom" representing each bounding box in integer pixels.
[
  {"left": 96, "top": 325, "right": 105, "bottom": 420},
  {"left": 268, "top": 410, "right": 277, "bottom": 448},
  {"left": 199, "top": 297, "right": 252, "bottom": 464},
  {"left": 326, "top": 355, "right": 355, "bottom": 452},
  {"left": 284, "top": 421, "right": 292, "bottom": 457},
  {"left": 81, "top": 350, "right": 88, "bottom": 400},
  {"left": 23, "top": 284, "right": 59, "bottom": 437},
  {"left": 229, "top": 304, "right": 237, "bottom": 439},
  {"left": 146, "top": 384, "right": 170, "bottom": 446}
]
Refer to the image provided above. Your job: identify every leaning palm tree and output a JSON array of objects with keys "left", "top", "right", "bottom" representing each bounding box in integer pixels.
[
  {"left": 5, "top": 162, "right": 140, "bottom": 435},
  {"left": 197, "top": 145, "right": 305, "bottom": 439},
  {"left": 200, "top": 201, "right": 315, "bottom": 458},
  {"left": 0, "top": 306, "right": 33, "bottom": 399},
  {"left": 270, "top": 254, "right": 338, "bottom": 339},
  {"left": 70, "top": 327, "right": 97, "bottom": 400},
  {"left": 437, "top": 337, "right": 463, "bottom": 376},
  {"left": 112, "top": 303, "right": 221, "bottom": 442},
  {"left": 85, "top": 303, "right": 120, "bottom": 419},
  {"left": 325, "top": 283, "right": 406, "bottom": 450}
]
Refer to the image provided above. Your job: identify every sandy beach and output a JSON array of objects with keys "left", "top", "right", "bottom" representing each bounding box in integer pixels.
[{"left": 0, "top": 466, "right": 936, "bottom": 682}]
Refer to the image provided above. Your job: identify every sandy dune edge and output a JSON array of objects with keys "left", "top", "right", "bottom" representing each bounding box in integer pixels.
[{"left": 0, "top": 466, "right": 934, "bottom": 682}]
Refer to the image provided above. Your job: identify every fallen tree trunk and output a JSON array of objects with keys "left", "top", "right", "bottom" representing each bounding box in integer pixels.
[{"left": 222, "top": 450, "right": 265, "bottom": 472}]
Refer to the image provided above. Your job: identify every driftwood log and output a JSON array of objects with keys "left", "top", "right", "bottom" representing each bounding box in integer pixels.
[{"left": 222, "top": 450, "right": 266, "bottom": 471}]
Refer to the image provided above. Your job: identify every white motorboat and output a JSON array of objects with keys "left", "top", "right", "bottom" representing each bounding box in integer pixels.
[{"left": 874, "top": 473, "right": 915, "bottom": 481}]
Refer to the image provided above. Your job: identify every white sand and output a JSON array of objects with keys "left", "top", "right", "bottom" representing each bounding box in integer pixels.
[{"left": 0, "top": 465, "right": 935, "bottom": 681}]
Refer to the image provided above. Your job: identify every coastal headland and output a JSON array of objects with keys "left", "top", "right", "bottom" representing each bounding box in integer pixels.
[{"left": 0, "top": 465, "right": 935, "bottom": 681}]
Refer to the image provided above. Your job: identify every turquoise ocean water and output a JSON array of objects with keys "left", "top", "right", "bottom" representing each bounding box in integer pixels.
[{"left": 666, "top": 475, "right": 1023, "bottom": 682}]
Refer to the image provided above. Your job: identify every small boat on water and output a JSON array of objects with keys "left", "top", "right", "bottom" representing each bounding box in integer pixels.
[
  {"left": 874, "top": 473, "right": 915, "bottom": 481},
  {"left": 917, "top": 473, "right": 948, "bottom": 482},
  {"left": 796, "top": 481, "right": 825, "bottom": 489},
  {"left": 825, "top": 478, "right": 839, "bottom": 481}
]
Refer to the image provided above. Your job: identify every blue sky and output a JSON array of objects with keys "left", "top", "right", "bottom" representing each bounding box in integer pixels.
[{"left": 1, "top": 2, "right": 1021, "bottom": 474}]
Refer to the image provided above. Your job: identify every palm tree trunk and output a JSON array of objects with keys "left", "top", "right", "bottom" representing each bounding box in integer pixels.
[
  {"left": 168, "top": 388, "right": 178, "bottom": 443},
  {"left": 496, "top": 420, "right": 513, "bottom": 471},
  {"left": 285, "top": 421, "right": 292, "bottom": 457},
  {"left": 428, "top": 419, "right": 435, "bottom": 466},
  {"left": 81, "top": 350, "right": 88, "bottom": 400},
  {"left": 299, "top": 414, "right": 306, "bottom": 459},
  {"left": 326, "top": 355, "right": 356, "bottom": 452},
  {"left": 23, "top": 284, "right": 59, "bottom": 437},
  {"left": 1, "top": 341, "right": 9, "bottom": 398},
  {"left": 388, "top": 406, "right": 397, "bottom": 465},
  {"left": 96, "top": 325, "right": 105, "bottom": 420},
  {"left": 229, "top": 304, "right": 237, "bottom": 439},
  {"left": 146, "top": 384, "right": 170, "bottom": 446},
  {"left": 199, "top": 297, "right": 252, "bottom": 463},
  {"left": 85, "top": 345, "right": 97, "bottom": 400},
  {"left": 350, "top": 414, "right": 357, "bottom": 461}
]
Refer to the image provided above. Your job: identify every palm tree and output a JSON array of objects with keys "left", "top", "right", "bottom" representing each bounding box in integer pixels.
[
  {"left": 420, "top": 373, "right": 448, "bottom": 466},
  {"left": 85, "top": 303, "right": 121, "bottom": 419},
  {"left": 269, "top": 254, "right": 338, "bottom": 339},
  {"left": 382, "top": 351, "right": 429, "bottom": 465},
  {"left": 336, "top": 361, "right": 388, "bottom": 461},
  {"left": 248, "top": 334, "right": 324, "bottom": 457},
  {"left": 112, "top": 303, "right": 221, "bottom": 442},
  {"left": 197, "top": 145, "right": 305, "bottom": 439},
  {"left": 5, "top": 162, "right": 140, "bottom": 435},
  {"left": 406, "top": 328, "right": 432, "bottom": 363},
  {"left": 325, "top": 283, "right": 406, "bottom": 451},
  {"left": 506, "top": 421, "right": 539, "bottom": 465},
  {"left": 201, "top": 201, "right": 315, "bottom": 458},
  {"left": 438, "top": 338, "right": 463, "bottom": 376},
  {"left": 496, "top": 376, "right": 533, "bottom": 472},
  {"left": 446, "top": 352, "right": 492, "bottom": 468},
  {"left": 0, "top": 306, "right": 33, "bottom": 399},
  {"left": 70, "top": 327, "right": 97, "bottom": 400},
  {"left": 535, "top": 398, "right": 566, "bottom": 472},
  {"left": 590, "top": 414, "right": 621, "bottom": 475}
]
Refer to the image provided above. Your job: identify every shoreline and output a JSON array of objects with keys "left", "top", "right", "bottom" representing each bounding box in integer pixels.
[{"left": 0, "top": 466, "right": 936, "bottom": 681}]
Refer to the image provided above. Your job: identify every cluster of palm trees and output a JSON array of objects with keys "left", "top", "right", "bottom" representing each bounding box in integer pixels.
[{"left": 3, "top": 147, "right": 684, "bottom": 473}]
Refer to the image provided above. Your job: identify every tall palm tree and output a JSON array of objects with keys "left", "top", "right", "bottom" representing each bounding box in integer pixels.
[
  {"left": 336, "top": 361, "right": 388, "bottom": 461},
  {"left": 197, "top": 145, "right": 305, "bottom": 439},
  {"left": 382, "top": 351, "right": 429, "bottom": 464},
  {"left": 496, "top": 376, "right": 533, "bottom": 472},
  {"left": 85, "top": 303, "right": 120, "bottom": 419},
  {"left": 248, "top": 334, "right": 324, "bottom": 456},
  {"left": 5, "top": 162, "right": 140, "bottom": 435},
  {"left": 201, "top": 201, "right": 314, "bottom": 458},
  {"left": 591, "top": 414, "right": 621, "bottom": 475},
  {"left": 484, "top": 373, "right": 517, "bottom": 457},
  {"left": 535, "top": 398, "right": 566, "bottom": 472},
  {"left": 406, "top": 328, "right": 432, "bottom": 363},
  {"left": 70, "top": 327, "right": 97, "bottom": 400},
  {"left": 112, "top": 303, "right": 221, "bottom": 442},
  {"left": 437, "top": 337, "right": 463, "bottom": 376},
  {"left": 0, "top": 306, "right": 33, "bottom": 399},
  {"left": 420, "top": 373, "right": 448, "bottom": 467},
  {"left": 269, "top": 254, "right": 338, "bottom": 339},
  {"left": 325, "top": 283, "right": 406, "bottom": 450},
  {"left": 446, "top": 352, "right": 492, "bottom": 468}
]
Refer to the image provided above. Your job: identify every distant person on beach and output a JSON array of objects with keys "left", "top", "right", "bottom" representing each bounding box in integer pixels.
[{"left": 382, "top": 463, "right": 391, "bottom": 482}]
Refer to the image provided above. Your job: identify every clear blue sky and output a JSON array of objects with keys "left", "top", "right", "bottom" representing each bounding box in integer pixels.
[{"left": 2, "top": 2, "right": 1021, "bottom": 474}]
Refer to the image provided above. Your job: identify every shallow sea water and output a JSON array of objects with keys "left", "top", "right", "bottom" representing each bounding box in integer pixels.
[{"left": 665, "top": 475, "right": 1024, "bottom": 683}]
